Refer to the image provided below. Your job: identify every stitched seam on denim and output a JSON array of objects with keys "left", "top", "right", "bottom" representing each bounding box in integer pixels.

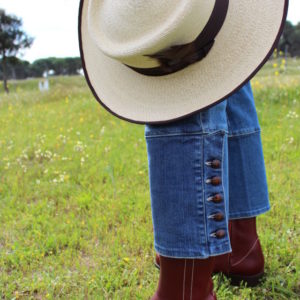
[
  {"left": 154, "top": 238, "right": 231, "bottom": 251},
  {"left": 228, "top": 129, "right": 261, "bottom": 138},
  {"left": 221, "top": 133, "right": 231, "bottom": 251},
  {"left": 229, "top": 205, "right": 270, "bottom": 215},
  {"left": 201, "top": 135, "right": 209, "bottom": 252},
  {"left": 145, "top": 130, "right": 229, "bottom": 138},
  {"left": 206, "top": 129, "right": 228, "bottom": 136},
  {"left": 154, "top": 243, "right": 231, "bottom": 252},
  {"left": 229, "top": 205, "right": 271, "bottom": 219},
  {"left": 194, "top": 136, "right": 205, "bottom": 251},
  {"left": 154, "top": 244, "right": 232, "bottom": 258},
  {"left": 155, "top": 241, "right": 231, "bottom": 249}
]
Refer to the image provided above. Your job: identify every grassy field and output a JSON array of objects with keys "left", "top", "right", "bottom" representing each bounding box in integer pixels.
[{"left": 0, "top": 57, "right": 299, "bottom": 299}]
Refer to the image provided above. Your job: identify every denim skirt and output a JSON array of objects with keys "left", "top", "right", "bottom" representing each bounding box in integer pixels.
[{"left": 144, "top": 82, "right": 270, "bottom": 258}]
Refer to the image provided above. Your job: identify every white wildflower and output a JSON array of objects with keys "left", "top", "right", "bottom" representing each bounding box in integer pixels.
[
  {"left": 35, "top": 149, "right": 42, "bottom": 159},
  {"left": 286, "top": 111, "right": 299, "bottom": 119},
  {"left": 74, "top": 141, "right": 87, "bottom": 152},
  {"left": 58, "top": 134, "right": 67, "bottom": 144},
  {"left": 59, "top": 174, "right": 65, "bottom": 183},
  {"left": 44, "top": 150, "right": 52, "bottom": 159}
]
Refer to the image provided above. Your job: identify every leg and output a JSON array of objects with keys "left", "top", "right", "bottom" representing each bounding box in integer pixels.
[
  {"left": 145, "top": 101, "right": 231, "bottom": 258},
  {"left": 145, "top": 100, "right": 230, "bottom": 299},
  {"left": 214, "top": 81, "right": 269, "bottom": 286},
  {"left": 226, "top": 81, "right": 270, "bottom": 218},
  {"left": 153, "top": 82, "right": 270, "bottom": 287}
]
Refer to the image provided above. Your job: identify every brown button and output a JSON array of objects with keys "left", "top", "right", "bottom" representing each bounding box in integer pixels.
[
  {"left": 215, "top": 229, "right": 226, "bottom": 238},
  {"left": 213, "top": 194, "right": 223, "bottom": 203},
  {"left": 211, "top": 159, "right": 221, "bottom": 169},
  {"left": 211, "top": 176, "right": 222, "bottom": 186},
  {"left": 205, "top": 159, "right": 221, "bottom": 169},
  {"left": 210, "top": 212, "right": 224, "bottom": 221},
  {"left": 207, "top": 193, "right": 223, "bottom": 203}
]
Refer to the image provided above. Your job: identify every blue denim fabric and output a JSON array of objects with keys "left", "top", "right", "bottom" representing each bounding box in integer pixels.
[{"left": 144, "top": 81, "right": 270, "bottom": 258}]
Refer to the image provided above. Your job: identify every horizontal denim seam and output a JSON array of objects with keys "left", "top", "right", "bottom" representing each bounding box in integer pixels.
[
  {"left": 229, "top": 205, "right": 271, "bottom": 219},
  {"left": 154, "top": 250, "right": 232, "bottom": 259},
  {"left": 144, "top": 130, "right": 228, "bottom": 139},
  {"left": 154, "top": 240, "right": 231, "bottom": 252},
  {"left": 154, "top": 242, "right": 232, "bottom": 259},
  {"left": 228, "top": 128, "right": 261, "bottom": 138}
]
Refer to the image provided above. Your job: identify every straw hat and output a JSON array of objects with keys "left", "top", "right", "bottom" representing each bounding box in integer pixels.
[{"left": 79, "top": 0, "right": 288, "bottom": 124}]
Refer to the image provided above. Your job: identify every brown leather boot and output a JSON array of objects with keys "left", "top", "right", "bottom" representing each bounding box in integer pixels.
[
  {"left": 213, "top": 217, "right": 265, "bottom": 286},
  {"left": 154, "top": 217, "right": 264, "bottom": 287},
  {"left": 151, "top": 255, "right": 217, "bottom": 300}
]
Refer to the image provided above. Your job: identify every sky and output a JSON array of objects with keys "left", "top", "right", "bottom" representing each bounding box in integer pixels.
[{"left": 0, "top": 0, "right": 299, "bottom": 63}]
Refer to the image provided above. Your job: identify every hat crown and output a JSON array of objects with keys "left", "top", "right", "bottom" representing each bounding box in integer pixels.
[
  {"left": 93, "top": 0, "right": 181, "bottom": 43},
  {"left": 87, "top": 0, "right": 216, "bottom": 67}
]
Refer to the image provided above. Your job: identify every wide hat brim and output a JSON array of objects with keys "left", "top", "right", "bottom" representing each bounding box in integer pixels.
[{"left": 79, "top": 0, "right": 288, "bottom": 124}]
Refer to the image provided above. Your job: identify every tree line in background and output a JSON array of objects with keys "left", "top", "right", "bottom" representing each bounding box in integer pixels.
[
  {"left": 0, "top": 56, "right": 83, "bottom": 79},
  {"left": 0, "top": 10, "right": 83, "bottom": 93},
  {"left": 278, "top": 21, "right": 300, "bottom": 57},
  {"left": 0, "top": 9, "right": 33, "bottom": 92},
  {"left": 1, "top": 9, "right": 300, "bottom": 93}
]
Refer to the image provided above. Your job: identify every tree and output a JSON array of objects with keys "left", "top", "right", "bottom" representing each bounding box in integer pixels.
[
  {"left": 278, "top": 21, "right": 300, "bottom": 57},
  {"left": 30, "top": 57, "right": 82, "bottom": 77},
  {"left": 292, "top": 23, "right": 300, "bottom": 57},
  {"left": 0, "top": 10, "right": 33, "bottom": 93}
]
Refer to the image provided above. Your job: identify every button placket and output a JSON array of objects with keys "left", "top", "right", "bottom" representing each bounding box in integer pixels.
[
  {"left": 205, "top": 156, "right": 226, "bottom": 239},
  {"left": 203, "top": 131, "right": 229, "bottom": 245}
]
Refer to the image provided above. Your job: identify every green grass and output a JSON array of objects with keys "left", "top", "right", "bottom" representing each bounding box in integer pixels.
[{"left": 0, "top": 58, "right": 299, "bottom": 299}]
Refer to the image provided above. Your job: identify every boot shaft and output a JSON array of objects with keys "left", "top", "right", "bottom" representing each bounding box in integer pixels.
[
  {"left": 229, "top": 218, "right": 264, "bottom": 276},
  {"left": 152, "top": 256, "right": 217, "bottom": 300}
]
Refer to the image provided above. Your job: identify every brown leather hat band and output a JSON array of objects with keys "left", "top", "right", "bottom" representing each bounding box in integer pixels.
[{"left": 125, "top": 0, "right": 229, "bottom": 77}]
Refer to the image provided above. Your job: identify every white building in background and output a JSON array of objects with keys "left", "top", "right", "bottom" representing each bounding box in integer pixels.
[
  {"left": 39, "top": 79, "right": 49, "bottom": 92},
  {"left": 78, "top": 68, "right": 84, "bottom": 76}
]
